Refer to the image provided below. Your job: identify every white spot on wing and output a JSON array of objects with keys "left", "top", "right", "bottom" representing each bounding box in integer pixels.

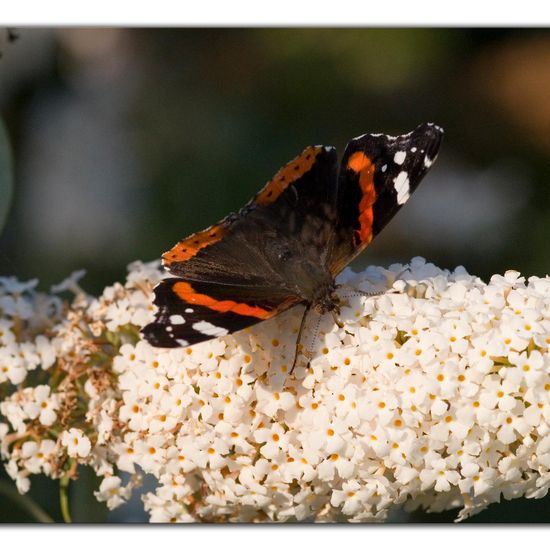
[
  {"left": 411, "top": 147, "right": 417, "bottom": 152},
  {"left": 176, "top": 339, "right": 189, "bottom": 346},
  {"left": 393, "top": 171, "right": 410, "bottom": 205},
  {"left": 393, "top": 151, "right": 406, "bottom": 165},
  {"left": 352, "top": 132, "right": 398, "bottom": 141},
  {"left": 192, "top": 321, "right": 228, "bottom": 337},
  {"left": 381, "top": 164, "right": 387, "bottom": 172},
  {"left": 185, "top": 308, "right": 194, "bottom": 313},
  {"left": 169, "top": 314, "right": 185, "bottom": 325},
  {"left": 424, "top": 156, "right": 433, "bottom": 168}
]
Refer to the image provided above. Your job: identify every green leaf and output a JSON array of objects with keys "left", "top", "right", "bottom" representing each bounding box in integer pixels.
[{"left": 0, "top": 118, "right": 14, "bottom": 236}]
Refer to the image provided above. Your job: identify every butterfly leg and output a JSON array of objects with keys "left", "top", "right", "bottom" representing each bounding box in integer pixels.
[{"left": 290, "top": 304, "right": 311, "bottom": 374}]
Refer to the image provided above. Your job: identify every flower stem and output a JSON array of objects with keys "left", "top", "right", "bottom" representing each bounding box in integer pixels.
[
  {"left": 0, "top": 479, "right": 54, "bottom": 523},
  {"left": 59, "top": 474, "right": 72, "bottom": 523}
]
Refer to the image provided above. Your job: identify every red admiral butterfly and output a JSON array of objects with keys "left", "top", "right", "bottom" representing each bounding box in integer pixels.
[{"left": 142, "top": 123, "right": 443, "bottom": 368}]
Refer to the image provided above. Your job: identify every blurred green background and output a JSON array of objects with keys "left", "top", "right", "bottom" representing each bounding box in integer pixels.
[{"left": 0, "top": 28, "right": 549, "bottom": 523}]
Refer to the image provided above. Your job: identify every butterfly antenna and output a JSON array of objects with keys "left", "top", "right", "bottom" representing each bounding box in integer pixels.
[
  {"left": 335, "top": 283, "right": 387, "bottom": 300},
  {"left": 336, "top": 265, "right": 411, "bottom": 300},
  {"left": 290, "top": 305, "right": 311, "bottom": 375}
]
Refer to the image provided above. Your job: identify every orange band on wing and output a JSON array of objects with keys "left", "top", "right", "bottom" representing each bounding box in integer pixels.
[
  {"left": 162, "top": 224, "right": 225, "bottom": 266},
  {"left": 347, "top": 151, "right": 376, "bottom": 244},
  {"left": 255, "top": 146, "right": 322, "bottom": 207},
  {"left": 172, "top": 281, "right": 272, "bottom": 319}
]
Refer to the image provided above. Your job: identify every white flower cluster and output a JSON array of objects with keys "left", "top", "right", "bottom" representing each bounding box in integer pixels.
[{"left": 1, "top": 258, "right": 550, "bottom": 522}]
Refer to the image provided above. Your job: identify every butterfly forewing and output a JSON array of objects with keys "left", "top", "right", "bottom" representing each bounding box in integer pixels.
[{"left": 327, "top": 123, "right": 444, "bottom": 275}]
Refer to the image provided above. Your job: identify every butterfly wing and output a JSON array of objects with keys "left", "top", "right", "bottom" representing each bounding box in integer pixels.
[
  {"left": 142, "top": 145, "right": 339, "bottom": 348},
  {"left": 141, "top": 278, "right": 300, "bottom": 347},
  {"left": 327, "top": 122, "right": 444, "bottom": 275}
]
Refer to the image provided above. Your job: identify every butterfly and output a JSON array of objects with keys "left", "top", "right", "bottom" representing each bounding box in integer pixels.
[{"left": 142, "top": 123, "right": 443, "bottom": 368}]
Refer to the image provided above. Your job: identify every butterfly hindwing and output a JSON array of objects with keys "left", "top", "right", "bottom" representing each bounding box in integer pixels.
[
  {"left": 142, "top": 278, "right": 302, "bottom": 348},
  {"left": 328, "top": 123, "right": 444, "bottom": 274}
]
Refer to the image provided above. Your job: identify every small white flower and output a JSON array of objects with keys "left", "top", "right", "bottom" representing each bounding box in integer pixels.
[
  {"left": 255, "top": 384, "right": 295, "bottom": 417},
  {"left": 61, "top": 428, "right": 92, "bottom": 458},
  {"left": 0, "top": 294, "right": 35, "bottom": 319},
  {"left": 23, "top": 385, "right": 59, "bottom": 426},
  {"left": 133, "top": 434, "right": 168, "bottom": 475},
  {"left": 0, "top": 353, "right": 27, "bottom": 385},
  {"left": 331, "top": 480, "right": 371, "bottom": 516},
  {"left": 479, "top": 376, "right": 518, "bottom": 412},
  {"left": 458, "top": 462, "right": 498, "bottom": 497},
  {"left": 420, "top": 458, "right": 461, "bottom": 492},
  {"left": 254, "top": 423, "right": 290, "bottom": 459},
  {"left": 495, "top": 409, "right": 530, "bottom": 445},
  {"left": 5, "top": 459, "right": 31, "bottom": 494},
  {"left": 20, "top": 439, "right": 56, "bottom": 474},
  {"left": 0, "top": 276, "right": 38, "bottom": 294},
  {"left": 507, "top": 350, "right": 546, "bottom": 385},
  {"left": 94, "top": 476, "right": 131, "bottom": 510},
  {"left": 34, "top": 335, "right": 56, "bottom": 370},
  {"left": 51, "top": 269, "right": 87, "bottom": 295}
]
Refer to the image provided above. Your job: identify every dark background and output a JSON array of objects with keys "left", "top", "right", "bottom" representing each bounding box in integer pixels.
[{"left": 0, "top": 28, "right": 549, "bottom": 523}]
